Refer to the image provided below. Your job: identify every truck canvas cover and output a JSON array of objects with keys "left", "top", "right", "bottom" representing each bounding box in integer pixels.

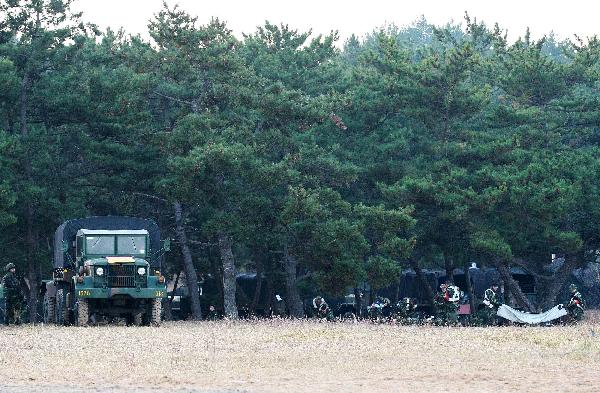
[{"left": 54, "top": 216, "right": 161, "bottom": 268}]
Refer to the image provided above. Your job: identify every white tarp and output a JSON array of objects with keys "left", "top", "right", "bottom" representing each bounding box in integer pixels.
[{"left": 497, "top": 304, "right": 567, "bottom": 324}]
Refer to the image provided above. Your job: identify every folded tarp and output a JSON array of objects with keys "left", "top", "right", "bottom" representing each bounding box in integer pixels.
[{"left": 497, "top": 304, "right": 567, "bottom": 324}]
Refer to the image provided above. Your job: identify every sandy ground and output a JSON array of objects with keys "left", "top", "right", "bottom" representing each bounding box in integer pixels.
[{"left": 1, "top": 313, "right": 599, "bottom": 393}]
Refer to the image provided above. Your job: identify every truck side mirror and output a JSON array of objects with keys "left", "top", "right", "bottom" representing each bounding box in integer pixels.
[{"left": 163, "top": 239, "right": 171, "bottom": 252}]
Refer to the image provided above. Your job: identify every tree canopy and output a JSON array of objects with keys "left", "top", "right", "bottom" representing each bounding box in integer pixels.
[{"left": 1, "top": 2, "right": 599, "bottom": 317}]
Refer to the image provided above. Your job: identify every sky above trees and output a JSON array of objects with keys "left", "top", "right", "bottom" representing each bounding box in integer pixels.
[{"left": 76, "top": 0, "right": 599, "bottom": 43}]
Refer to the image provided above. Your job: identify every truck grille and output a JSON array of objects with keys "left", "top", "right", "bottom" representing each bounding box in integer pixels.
[{"left": 107, "top": 264, "right": 136, "bottom": 288}]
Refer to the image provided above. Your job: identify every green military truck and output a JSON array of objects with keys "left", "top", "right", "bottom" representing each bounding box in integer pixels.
[{"left": 41, "top": 216, "right": 169, "bottom": 326}]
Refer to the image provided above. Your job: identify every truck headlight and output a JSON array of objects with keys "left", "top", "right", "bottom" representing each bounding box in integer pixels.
[
  {"left": 96, "top": 267, "right": 104, "bottom": 276},
  {"left": 137, "top": 267, "right": 146, "bottom": 276}
]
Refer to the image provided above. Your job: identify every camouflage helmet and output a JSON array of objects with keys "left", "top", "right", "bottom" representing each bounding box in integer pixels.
[
  {"left": 569, "top": 283, "right": 578, "bottom": 292},
  {"left": 5, "top": 263, "right": 15, "bottom": 272}
]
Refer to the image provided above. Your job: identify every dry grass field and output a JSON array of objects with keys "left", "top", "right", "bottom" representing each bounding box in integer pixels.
[{"left": 1, "top": 313, "right": 599, "bottom": 393}]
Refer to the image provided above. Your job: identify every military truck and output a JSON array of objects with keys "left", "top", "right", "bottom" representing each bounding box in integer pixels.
[{"left": 41, "top": 216, "right": 169, "bottom": 326}]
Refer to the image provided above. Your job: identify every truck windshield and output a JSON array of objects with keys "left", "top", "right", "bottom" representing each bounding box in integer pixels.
[
  {"left": 86, "top": 236, "right": 115, "bottom": 255},
  {"left": 117, "top": 236, "right": 146, "bottom": 255}
]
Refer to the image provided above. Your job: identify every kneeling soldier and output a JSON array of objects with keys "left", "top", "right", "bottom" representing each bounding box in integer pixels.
[
  {"left": 435, "top": 281, "right": 460, "bottom": 325},
  {"left": 482, "top": 283, "right": 502, "bottom": 325},
  {"left": 566, "top": 284, "right": 584, "bottom": 322},
  {"left": 313, "top": 296, "right": 334, "bottom": 321}
]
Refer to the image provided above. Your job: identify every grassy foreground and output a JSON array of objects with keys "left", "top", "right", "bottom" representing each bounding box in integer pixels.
[{"left": 0, "top": 313, "right": 599, "bottom": 393}]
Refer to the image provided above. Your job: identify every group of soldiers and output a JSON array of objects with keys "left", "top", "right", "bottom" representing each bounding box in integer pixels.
[
  {"left": 311, "top": 280, "right": 586, "bottom": 326},
  {"left": 432, "top": 280, "right": 585, "bottom": 325}
]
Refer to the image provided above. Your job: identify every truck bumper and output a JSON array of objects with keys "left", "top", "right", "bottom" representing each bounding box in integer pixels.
[
  {"left": 75, "top": 276, "right": 166, "bottom": 299},
  {"left": 74, "top": 286, "right": 167, "bottom": 299}
]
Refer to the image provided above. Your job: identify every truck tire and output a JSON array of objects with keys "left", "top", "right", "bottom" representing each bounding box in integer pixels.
[
  {"left": 77, "top": 299, "right": 89, "bottom": 327},
  {"left": 43, "top": 292, "right": 56, "bottom": 324},
  {"left": 55, "top": 289, "right": 69, "bottom": 325},
  {"left": 133, "top": 312, "right": 143, "bottom": 326},
  {"left": 150, "top": 298, "right": 161, "bottom": 326}
]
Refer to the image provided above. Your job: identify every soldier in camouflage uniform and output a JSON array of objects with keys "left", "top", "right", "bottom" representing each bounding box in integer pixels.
[
  {"left": 206, "top": 304, "right": 219, "bottom": 321},
  {"left": 482, "top": 283, "right": 502, "bottom": 325},
  {"left": 565, "top": 284, "right": 584, "bottom": 322},
  {"left": 2, "top": 263, "right": 24, "bottom": 325},
  {"left": 395, "top": 297, "right": 418, "bottom": 324},
  {"left": 435, "top": 281, "right": 460, "bottom": 325},
  {"left": 313, "top": 296, "right": 334, "bottom": 321},
  {"left": 272, "top": 294, "right": 287, "bottom": 317},
  {"left": 367, "top": 296, "right": 391, "bottom": 322}
]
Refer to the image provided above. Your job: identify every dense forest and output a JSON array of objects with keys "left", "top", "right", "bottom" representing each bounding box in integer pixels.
[{"left": 1, "top": 0, "right": 599, "bottom": 320}]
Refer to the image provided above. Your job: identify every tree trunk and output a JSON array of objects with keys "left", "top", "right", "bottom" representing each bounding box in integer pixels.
[
  {"left": 210, "top": 253, "right": 224, "bottom": 311},
  {"left": 20, "top": 73, "right": 30, "bottom": 137},
  {"left": 409, "top": 258, "right": 437, "bottom": 314},
  {"left": 463, "top": 260, "right": 475, "bottom": 312},
  {"left": 537, "top": 254, "right": 581, "bottom": 310},
  {"left": 443, "top": 250, "right": 454, "bottom": 283},
  {"left": 20, "top": 71, "right": 39, "bottom": 322},
  {"left": 265, "top": 271, "right": 274, "bottom": 316},
  {"left": 26, "top": 207, "right": 39, "bottom": 323},
  {"left": 493, "top": 258, "right": 534, "bottom": 312},
  {"left": 354, "top": 287, "right": 363, "bottom": 319},
  {"left": 218, "top": 232, "right": 238, "bottom": 319},
  {"left": 164, "top": 270, "right": 182, "bottom": 321},
  {"left": 393, "top": 279, "right": 400, "bottom": 303},
  {"left": 173, "top": 201, "right": 203, "bottom": 320},
  {"left": 250, "top": 257, "right": 263, "bottom": 314},
  {"left": 283, "top": 245, "right": 304, "bottom": 318}
]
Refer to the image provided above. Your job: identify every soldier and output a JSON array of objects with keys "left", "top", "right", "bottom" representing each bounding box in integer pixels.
[
  {"left": 271, "top": 294, "right": 287, "bottom": 317},
  {"left": 2, "top": 263, "right": 24, "bottom": 325},
  {"left": 313, "top": 296, "right": 333, "bottom": 321},
  {"left": 565, "top": 284, "right": 584, "bottom": 322},
  {"left": 206, "top": 304, "right": 219, "bottom": 321},
  {"left": 482, "top": 283, "right": 502, "bottom": 325},
  {"left": 395, "top": 297, "right": 418, "bottom": 324},
  {"left": 435, "top": 281, "right": 460, "bottom": 325},
  {"left": 369, "top": 296, "right": 392, "bottom": 322}
]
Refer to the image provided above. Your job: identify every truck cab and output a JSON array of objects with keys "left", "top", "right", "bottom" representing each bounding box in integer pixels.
[
  {"left": 75, "top": 229, "right": 164, "bottom": 295},
  {"left": 43, "top": 217, "right": 168, "bottom": 326}
]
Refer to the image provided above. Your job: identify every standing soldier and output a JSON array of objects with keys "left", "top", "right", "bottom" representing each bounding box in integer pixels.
[
  {"left": 565, "top": 284, "right": 584, "bottom": 322},
  {"left": 482, "top": 283, "right": 502, "bottom": 325},
  {"left": 2, "top": 263, "right": 24, "bottom": 325},
  {"left": 272, "top": 294, "right": 287, "bottom": 317},
  {"left": 435, "top": 281, "right": 460, "bottom": 325}
]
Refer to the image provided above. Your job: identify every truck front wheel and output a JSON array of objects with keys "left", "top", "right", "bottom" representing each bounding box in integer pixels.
[
  {"left": 77, "top": 299, "right": 89, "bottom": 326},
  {"left": 150, "top": 298, "right": 162, "bottom": 326}
]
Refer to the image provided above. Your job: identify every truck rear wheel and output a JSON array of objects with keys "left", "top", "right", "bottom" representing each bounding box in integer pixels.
[
  {"left": 55, "top": 289, "right": 69, "bottom": 325},
  {"left": 77, "top": 299, "right": 89, "bottom": 326},
  {"left": 133, "top": 312, "right": 143, "bottom": 326},
  {"left": 43, "top": 292, "right": 56, "bottom": 324},
  {"left": 150, "top": 298, "right": 162, "bottom": 326}
]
